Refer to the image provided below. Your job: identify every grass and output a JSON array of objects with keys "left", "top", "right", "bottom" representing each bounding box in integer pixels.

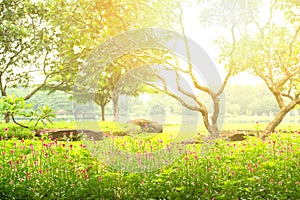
[{"left": 0, "top": 125, "right": 300, "bottom": 199}]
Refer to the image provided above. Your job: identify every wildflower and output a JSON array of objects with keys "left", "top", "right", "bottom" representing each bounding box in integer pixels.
[
  {"left": 9, "top": 180, "right": 14, "bottom": 185},
  {"left": 270, "top": 179, "right": 274, "bottom": 183},
  {"left": 278, "top": 181, "right": 283, "bottom": 185},
  {"left": 231, "top": 171, "right": 235, "bottom": 176},
  {"left": 19, "top": 178, "right": 25, "bottom": 182},
  {"left": 26, "top": 172, "right": 31, "bottom": 180},
  {"left": 98, "top": 176, "right": 102, "bottom": 182},
  {"left": 71, "top": 184, "right": 75, "bottom": 188},
  {"left": 69, "top": 144, "right": 73, "bottom": 150},
  {"left": 4, "top": 127, "right": 8, "bottom": 132},
  {"left": 1, "top": 151, "right": 5, "bottom": 155},
  {"left": 216, "top": 156, "right": 221, "bottom": 160},
  {"left": 296, "top": 181, "right": 300, "bottom": 185},
  {"left": 45, "top": 153, "right": 49, "bottom": 158},
  {"left": 205, "top": 187, "right": 208, "bottom": 193}
]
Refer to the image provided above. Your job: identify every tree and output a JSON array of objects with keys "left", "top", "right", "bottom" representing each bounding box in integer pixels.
[
  {"left": 0, "top": 0, "right": 58, "bottom": 122},
  {"left": 46, "top": 0, "right": 181, "bottom": 121},
  {"left": 204, "top": 0, "right": 299, "bottom": 137},
  {"left": 128, "top": 6, "right": 236, "bottom": 136}
]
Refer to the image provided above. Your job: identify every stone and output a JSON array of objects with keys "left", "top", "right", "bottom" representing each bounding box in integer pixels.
[
  {"left": 127, "top": 119, "right": 163, "bottom": 133},
  {"left": 35, "top": 129, "right": 103, "bottom": 141},
  {"left": 221, "top": 130, "right": 255, "bottom": 141}
]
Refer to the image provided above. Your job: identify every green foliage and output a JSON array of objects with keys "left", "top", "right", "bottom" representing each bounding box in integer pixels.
[
  {"left": 46, "top": 0, "right": 181, "bottom": 120},
  {"left": 28, "top": 105, "right": 56, "bottom": 128},
  {"left": 0, "top": 95, "right": 56, "bottom": 129},
  {"left": 0, "top": 131, "right": 300, "bottom": 198},
  {"left": 0, "top": 0, "right": 57, "bottom": 102},
  {"left": 0, "top": 95, "right": 31, "bottom": 118}
]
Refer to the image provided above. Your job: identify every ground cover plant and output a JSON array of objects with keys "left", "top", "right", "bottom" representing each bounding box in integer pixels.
[{"left": 0, "top": 124, "right": 300, "bottom": 199}]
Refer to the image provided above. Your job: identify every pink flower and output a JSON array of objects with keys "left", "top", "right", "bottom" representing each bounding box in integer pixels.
[
  {"left": 19, "top": 178, "right": 25, "bottom": 182},
  {"left": 296, "top": 181, "right": 300, "bottom": 185},
  {"left": 4, "top": 128, "right": 8, "bottom": 132},
  {"left": 26, "top": 172, "right": 31, "bottom": 180}
]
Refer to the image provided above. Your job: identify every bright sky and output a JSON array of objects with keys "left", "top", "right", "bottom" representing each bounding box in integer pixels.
[{"left": 181, "top": 2, "right": 264, "bottom": 86}]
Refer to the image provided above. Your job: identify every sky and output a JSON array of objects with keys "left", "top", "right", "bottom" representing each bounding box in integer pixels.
[{"left": 181, "top": 2, "right": 264, "bottom": 86}]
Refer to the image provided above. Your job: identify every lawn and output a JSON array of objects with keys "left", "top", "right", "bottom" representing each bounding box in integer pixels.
[{"left": 0, "top": 121, "right": 299, "bottom": 199}]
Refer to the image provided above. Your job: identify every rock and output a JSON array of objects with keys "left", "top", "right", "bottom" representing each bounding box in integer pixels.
[
  {"left": 127, "top": 119, "right": 163, "bottom": 133},
  {"left": 36, "top": 129, "right": 103, "bottom": 141},
  {"left": 221, "top": 130, "right": 255, "bottom": 141}
]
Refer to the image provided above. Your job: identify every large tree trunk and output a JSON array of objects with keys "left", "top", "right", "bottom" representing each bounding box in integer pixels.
[
  {"left": 211, "top": 97, "right": 220, "bottom": 136},
  {"left": 101, "top": 104, "right": 105, "bottom": 121},
  {"left": 261, "top": 97, "right": 300, "bottom": 139},
  {"left": 0, "top": 88, "right": 10, "bottom": 123},
  {"left": 112, "top": 94, "right": 119, "bottom": 122},
  {"left": 4, "top": 112, "right": 10, "bottom": 123},
  {"left": 201, "top": 109, "right": 219, "bottom": 137}
]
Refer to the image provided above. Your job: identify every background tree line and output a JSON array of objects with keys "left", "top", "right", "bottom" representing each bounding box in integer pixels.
[{"left": 6, "top": 84, "right": 299, "bottom": 120}]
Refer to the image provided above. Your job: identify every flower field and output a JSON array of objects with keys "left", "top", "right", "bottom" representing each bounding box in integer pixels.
[{"left": 0, "top": 127, "right": 300, "bottom": 199}]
